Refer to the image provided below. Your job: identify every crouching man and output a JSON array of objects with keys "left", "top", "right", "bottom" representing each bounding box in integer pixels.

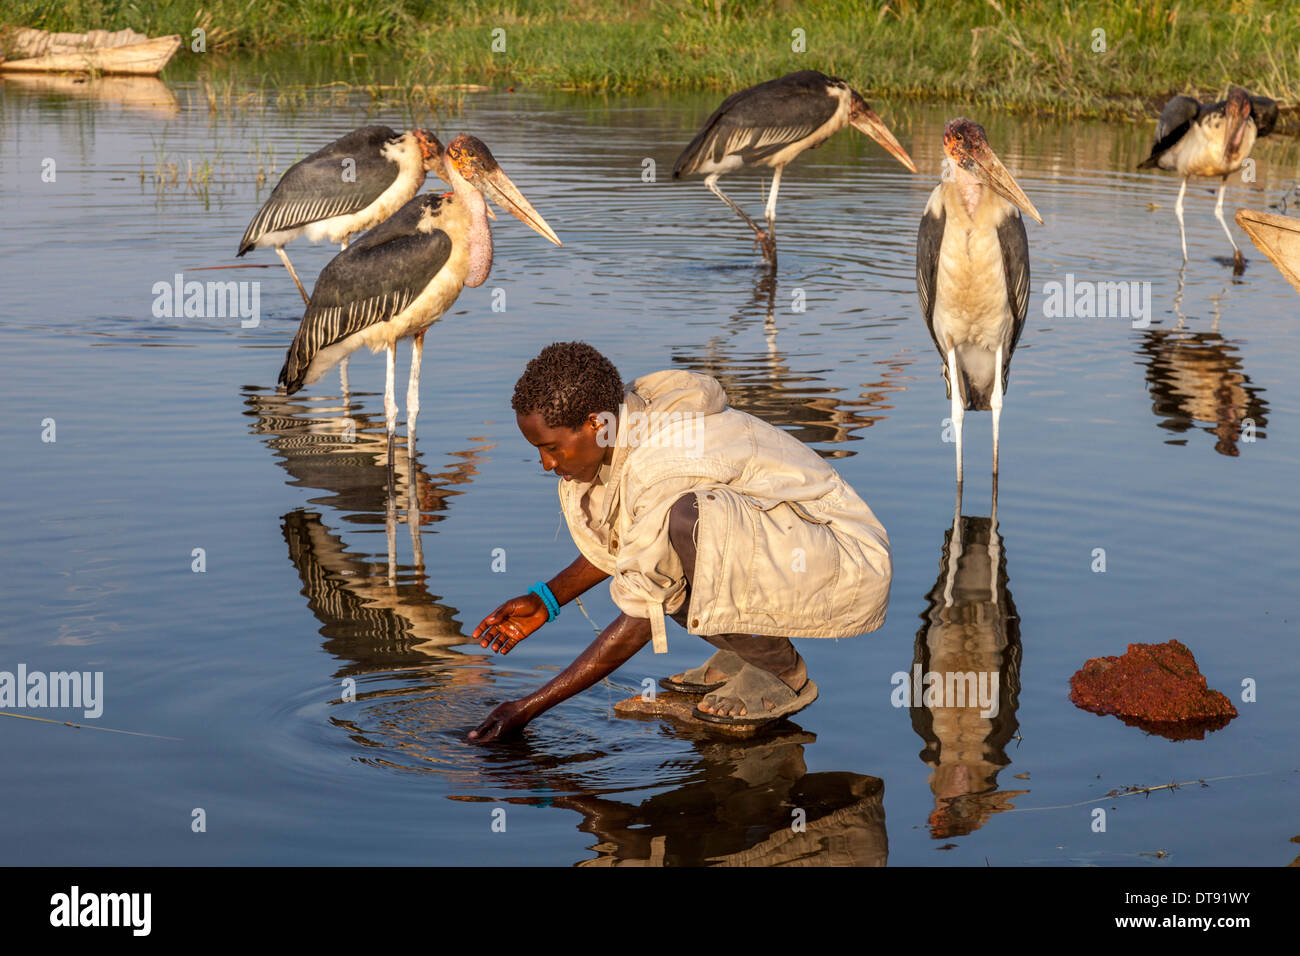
[{"left": 468, "top": 341, "right": 891, "bottom": 742}]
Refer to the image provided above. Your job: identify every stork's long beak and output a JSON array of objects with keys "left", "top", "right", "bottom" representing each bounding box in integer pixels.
[
  {"left": 973, "top": 148, "right": 1043, "bottom": 224},
  {"left": 850, "top": 108, "right": 918, "bottom": 173},
  {"left": 472, "top": 167, "right": 562, "bottom": 246},
  {"left": 1224, "top": 102, "right": 1250, "bottom": 162}
]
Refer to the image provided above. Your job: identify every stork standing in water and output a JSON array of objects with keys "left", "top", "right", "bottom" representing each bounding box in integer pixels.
[
  {"left": 278, "top": 135, "right": 561, "bottom": 459},
  {"left": 916, "top": 119, "right": 1043, "bottom": 483},
  {"left": 673, "top": 70, "right": 917, "bottom": 265},
  {"left": 240, "top": 126, "right": 446, "bottom": 392},
  {"left": 1138, "top": 88, "right": 1278, "bottom": 272}
]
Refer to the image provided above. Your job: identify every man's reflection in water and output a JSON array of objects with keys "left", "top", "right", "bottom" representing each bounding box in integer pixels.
[{"left": 456, "top": 728, "right": 888, "bottom": 866}]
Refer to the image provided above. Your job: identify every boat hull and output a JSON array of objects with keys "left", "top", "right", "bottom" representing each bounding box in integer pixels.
[
  {"left": 0, "top": 35, "right": 180, "bottom": 76},
  {"left": 1236, "top": 208, "right": 1300, "bottom": 295}
]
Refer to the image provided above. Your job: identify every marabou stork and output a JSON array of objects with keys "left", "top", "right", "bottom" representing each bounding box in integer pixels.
[
  {"left": 277, "top": 134, "right": 561, "bottom": 457},
  {"left": 916, "top": 119, "right": 1042, "bottom": 483},
  {"left": 238, "top": 125, "right": 446, "bottom": 304},
  {"left": 673, "top": 70, "right": 917, "bottom": 265},
  {"left": 1138, "top": 87, "right": 1278, "bottom": 272}
]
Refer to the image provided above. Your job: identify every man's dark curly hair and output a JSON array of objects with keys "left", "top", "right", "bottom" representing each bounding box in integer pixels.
[{"left": 511, "top": 341, "right": 624, "bottom": 429}]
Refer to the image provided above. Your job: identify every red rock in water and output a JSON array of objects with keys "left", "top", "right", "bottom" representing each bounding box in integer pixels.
[{"left": 1070, "top": 639, "right": 1237, "bottom": 741}]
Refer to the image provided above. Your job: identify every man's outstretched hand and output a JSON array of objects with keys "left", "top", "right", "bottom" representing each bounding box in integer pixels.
[
  {"left": 468, "top": 699, "right": 532, "bottom": 744},
  {"left": 472, "top": 593, "right": 550, "bottom": 654},
  {"left": 467, "top": 610, "right": 651, "bottom": 745}
]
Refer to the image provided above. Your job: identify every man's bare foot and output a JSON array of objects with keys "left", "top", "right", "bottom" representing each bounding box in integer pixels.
[{"left": 697, "top": 657, "right": 806, "bottom": 718}]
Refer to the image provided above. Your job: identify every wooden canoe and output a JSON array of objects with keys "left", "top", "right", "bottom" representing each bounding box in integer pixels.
[
  {"left": 0, "top": 28, "right": 180, "bottom": 76},
  {"left": 1236, "top": 208, "right": 1300, "bottom": 295}
]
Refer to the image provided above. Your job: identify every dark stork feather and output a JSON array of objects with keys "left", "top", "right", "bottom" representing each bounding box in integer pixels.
[
  {"left": 238, "top": 126, "right": 405, "bottom": 255},
  {"left": 1249, "top": 94, "right": 1280, "bottom": 137},
  {"left": 1138, "top": 95, "right": 1200, "bottom": 169},
  {"left": 915, "top": 200, "right": 945, "bottom": 351},
  {"left": 997, "top": 210, "right": 1031, "bottom": 387},
  {"left": 278, "top": 193, "right": 452, "bottom": 393},
  {"left": 672, "top": 70, "right": 841, "bottom": 177}
]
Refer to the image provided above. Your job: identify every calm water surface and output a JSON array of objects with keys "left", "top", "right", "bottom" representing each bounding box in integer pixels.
[{"left": 1, "top": 63, "right": 1298, "bottom": 865}]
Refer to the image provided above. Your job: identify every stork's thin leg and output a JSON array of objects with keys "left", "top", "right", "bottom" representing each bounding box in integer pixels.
[
  {"left": 384, "top": 343, "right": 397, "bottom": 487},
  {"left": 705, "top": 172, "right": 775, "bottom": 263},
  {"left": 1214, "top": 179, "right": 1245, "bottom": 274},
  {"left": 1173, "top": 262, "right": 1188, "bottom": 330},
  {"left": 407, "top": 330, "right": 425, "bottom": 443},
  {"left": 276, "top": 247, "right": 311, "bottom": 304},
  {"left": 384, "top": 329, "right": 398, "bottom": 585},
  {"left": 763, "top": 165, "right": 784, "bottom": 224},
  {"left": 705, "top": 174, "right": 764, "bottom": 234},
  {"left": 1175, "top": 178, "right": 1188, "bottom": 262},
  {"left": 1213, "top": 180, "right": 1239, "bottom": 252},
  {"left": 991, "top": 344, "right": 1005, "bottom": 477},
  {"left": 946, "top": 347, "right": 965, "bottom": 484},
  {"left": 763, "top": 164, "right": 784, "bottom": 248}
]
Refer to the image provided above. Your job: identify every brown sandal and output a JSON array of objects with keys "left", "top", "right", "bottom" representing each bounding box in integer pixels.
[{"left": 694, "top": 663, "right": 819, "bottom": 728}]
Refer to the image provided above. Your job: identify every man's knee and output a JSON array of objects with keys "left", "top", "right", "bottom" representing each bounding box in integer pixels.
[
  {"left": 667, "top": 493, "right": 699, "bottom": 557},
  {"left": 668, "top": 494, "right": 699, "bottom": 618}
]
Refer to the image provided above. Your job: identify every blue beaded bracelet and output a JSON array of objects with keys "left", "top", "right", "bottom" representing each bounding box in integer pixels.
[{"left": 529, "top": 582, "right": 561, "bottom": 622}]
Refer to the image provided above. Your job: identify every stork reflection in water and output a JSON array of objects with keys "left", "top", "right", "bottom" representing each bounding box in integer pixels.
[{"left": 910, "top": 481, "right": 1023, "bottom": 838}]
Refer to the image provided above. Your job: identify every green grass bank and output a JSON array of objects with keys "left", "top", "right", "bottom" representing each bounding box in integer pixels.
[{"left": 5, "top": 0, "right": 1299, "bottom": 121}]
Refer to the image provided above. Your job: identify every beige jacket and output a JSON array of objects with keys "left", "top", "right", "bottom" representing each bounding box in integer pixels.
[{"left": 558, "top": 370, "right": 892, "bottom": 653}]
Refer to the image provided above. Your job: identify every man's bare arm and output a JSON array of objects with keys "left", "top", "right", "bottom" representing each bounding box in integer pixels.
[
  {"left": 547, "top": 553, "right": 610, "bottom": 605},
  {"left": 468, "top": 613, "right": 651, "bottom": 742}
]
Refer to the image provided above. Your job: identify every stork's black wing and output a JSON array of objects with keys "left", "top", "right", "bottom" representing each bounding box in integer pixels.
[
  {"left": 279, "top": 194, "right": 452, "bottom": 393},
  {"left": 239, "top": 126, "right": 404, "bottom": 254},
  {"left": 916, "top": 186, "right": 947, "bottom": 361},
  {"left": 1137, "top": 95, "right": 1200, "bottom": 169},
  {"left": 673, "top": 70, "right": 840, "bottom": 177},
  {"left": 997, "top": 209, "right": 1031, "bottom": 387},
  {"left": 1250, "top": 94, "right": 1280, "bottom": 137}
]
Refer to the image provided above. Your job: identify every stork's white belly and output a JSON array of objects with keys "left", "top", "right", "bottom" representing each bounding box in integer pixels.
[
  {"left": 932, "top": 200, "right": 1014, "bottom": 353},
  {"left": 302, "top": 236, "right": 470, "bottom": 384},
  {"left": 1165, "top": 119, "right": 1256, "bottom": 178}
]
